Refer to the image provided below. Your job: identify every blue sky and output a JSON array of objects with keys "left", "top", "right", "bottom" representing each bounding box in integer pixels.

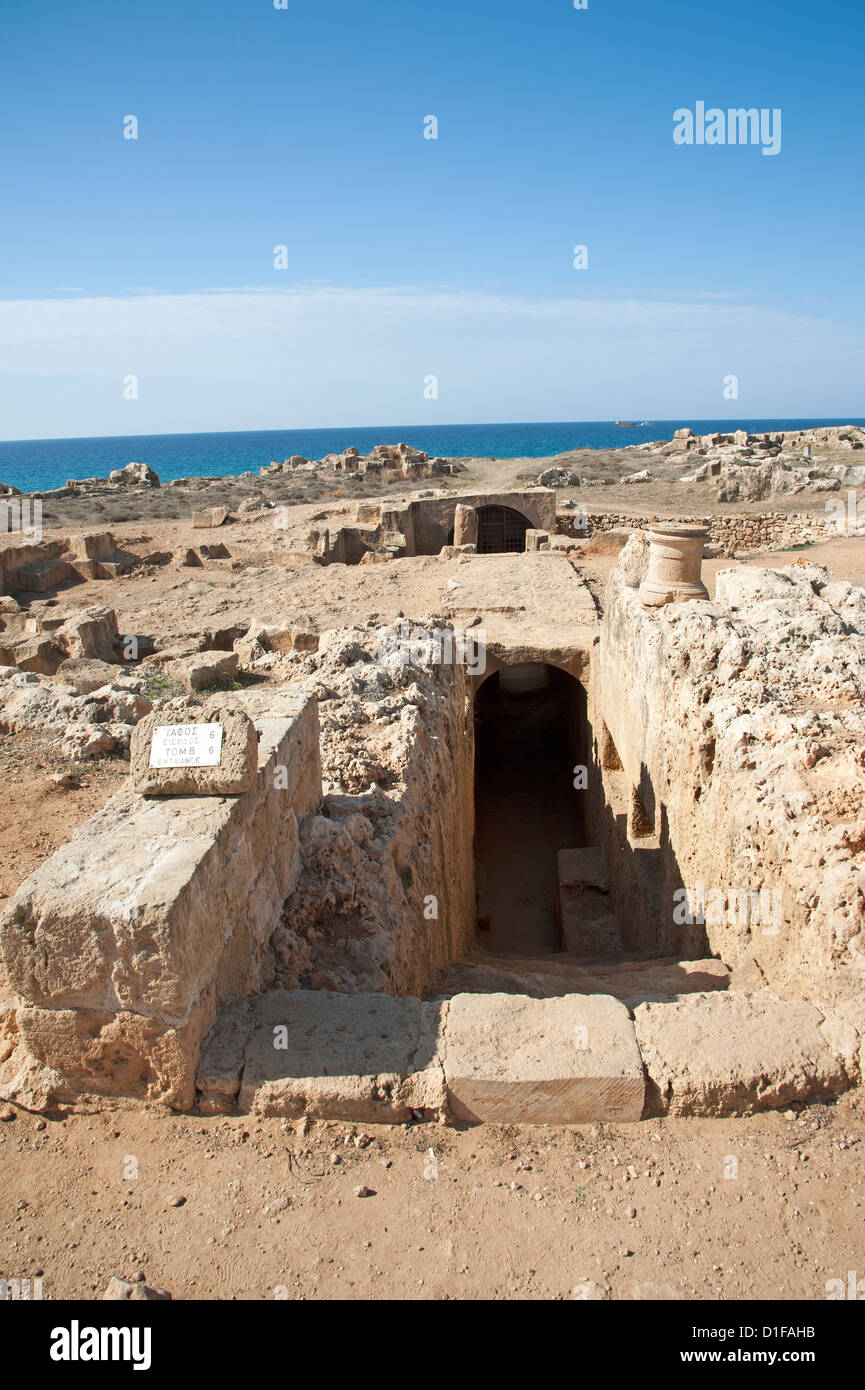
[{"left": 1, "top": 0, "right": 863, "bottom": 439}]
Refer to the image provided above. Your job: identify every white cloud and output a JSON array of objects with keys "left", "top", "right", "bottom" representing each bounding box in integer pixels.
[{"left": 0, "top": 284, "right": 861, "bottom": 438}]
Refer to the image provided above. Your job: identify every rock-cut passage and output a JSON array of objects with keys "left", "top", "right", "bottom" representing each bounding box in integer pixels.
[{"left": 473, "top": 664, "right": 587, "bottom": 955}]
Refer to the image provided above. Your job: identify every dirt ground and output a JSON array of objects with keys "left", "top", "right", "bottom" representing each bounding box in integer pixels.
[
  {"left": 1, "top": 1089, "right": 862, "bottom": 1301},
  {"left": 0, "top": 732, "right": 126, "bottom": 911}
]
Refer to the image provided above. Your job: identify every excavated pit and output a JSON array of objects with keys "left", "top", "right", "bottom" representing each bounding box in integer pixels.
[{"left": 2, "top": 541, "right": 863, "bottom": 1126}]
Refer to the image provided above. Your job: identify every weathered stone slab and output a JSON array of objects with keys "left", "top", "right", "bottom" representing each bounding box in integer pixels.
[
  {"left": 1, "top": 634, "right": 63, "bottom": 674},
  {"left": 633, "top": 991, "right": 860, "bottom": 1117},
  {"left": 441, "top": 992, "right": 645, "bottom": 1124},
  {"left": 0, "top": 691, "right": 321, "bottom": 1109},
  {"left": 443, "top": 552, "right": 596, "bottom": 620},
  {"left": 130, "top": 701, "right": 257, "bottom": 796},
  {"left": 235, "top": 990, "right": 446, "bottom": 1121},
  {"left": 55, "top": 657, "right": 120, "bottom": 695},
  {"left": 193, "top": 507, "right": 228, "bottom": 528}
]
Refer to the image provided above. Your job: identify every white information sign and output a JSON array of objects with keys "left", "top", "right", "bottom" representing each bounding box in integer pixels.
[{"left": 149, "top": 723, "right": 224, "bottom": 769}]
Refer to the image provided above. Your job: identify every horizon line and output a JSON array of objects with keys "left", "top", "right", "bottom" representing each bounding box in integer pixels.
[{"left": 3, "top": 415, "right": 865, "bottom": 449}]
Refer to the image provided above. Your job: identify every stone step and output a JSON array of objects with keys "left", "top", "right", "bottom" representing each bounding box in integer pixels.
[
  {"left": 425, "top": 950, "right": 730, "bottom": 1009},
  {"left": 196, "top": 984, "right": 860, "bottom": 1126},
  {"left": 196, "top": 987, "right": 646, "bottom": 1126}
]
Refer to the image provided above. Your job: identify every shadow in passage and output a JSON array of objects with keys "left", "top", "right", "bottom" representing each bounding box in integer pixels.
[{"left": 473, "top": 664, "right": 587, "bottom": 956}]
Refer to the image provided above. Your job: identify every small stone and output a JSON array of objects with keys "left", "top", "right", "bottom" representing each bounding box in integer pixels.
[
  {"left": 572, "top": 1280, "right": 608, "bottom": 1301},
  {"left": 165, "top": 1194, "right": 186, "bottom": 1208},
  {"left": 103, "top": 1276, "right": 171, "bottom": 1301},
  {"left": 48, "top": 770, "right": 80, "bottom": 789},
  {"left": 354, "top": 1185, "right": 374, "bottom": 1198},
  {"left": 0, "top": 1105, "right": 15, "bottom": 1121}
]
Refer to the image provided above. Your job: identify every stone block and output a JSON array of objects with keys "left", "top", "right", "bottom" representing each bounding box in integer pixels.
[
  {"left": 0, "top": 692, "right": 321, "bottom": 1109},
  {"left": 168, "top": 649, "right": 238, "bottom": 692},
  {"left": 73, "top": 532, "right": 115, "bottom": 561},
  {"left": 55, "top": 607, "right": 120, "bottom": 664},
  {"left": 192, "top": 508, "right": 229, "bottom": 528},
  {"left": 54, "top": 657, "right": 120, "bottom": 695},
  {"left": 525, "top": 528, "right": 550, "bottom": 552},
  {"left": 633, "top": 992, "right": 859, "bottom": 1117},
  {"left": 441, "top": 992, "right": 645, "bottom": 1124},
  {"left": 129, "top": 702, "right": 258, "bottom": 796},
  {"left": 236, "top": 991, "right": 447, "bottom": 1121},
  {"left": 3, "top": 634, "right": 64, "bottom": 674},
  {"left": 557, "top": 847, "right": 622, "bottom": 954}
]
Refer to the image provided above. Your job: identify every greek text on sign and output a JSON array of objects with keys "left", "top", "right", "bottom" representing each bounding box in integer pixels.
[{"left": 149, "top": 723, "right": 224, "bottom": 768}]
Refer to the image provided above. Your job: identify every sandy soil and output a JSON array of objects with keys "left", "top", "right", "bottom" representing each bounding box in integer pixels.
[
  {"left": 1, "top": 1091, "right": 862, "bottom": 1301},
  {"left": 0, "top": 732, "right": 126, "bottom": 912}
]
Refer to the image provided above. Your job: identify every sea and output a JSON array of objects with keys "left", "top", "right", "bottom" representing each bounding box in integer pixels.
[{"left": 1, "top": 419, "right": 863, "bottom": 495}]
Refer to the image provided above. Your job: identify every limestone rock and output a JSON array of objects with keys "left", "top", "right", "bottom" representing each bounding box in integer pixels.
[
  {"left": 103, "top": 1276, "right": 170, "bottom": 1300},
  {"left": 440, "top": 992, "right": 645, "bottom": 1124},
  {"left": 130, "top": 701, "right": 258, "bottom": 796},
  {"left": 168, "top": 649, "right": 238, "bottom": 692},
  {"left": 557, "top": 847, "right": 622, "bottom": 953},
  {"left": 54, "top": 657, "right": 120, "bottom": 695},
  {"left": 55, "top": 607, "right": 120, "bottom": 664},
  {"left": 633, "top": 992, "right": 859, "bottom": 1116},
  {"left": 0, "top": 692, "right": 320, "bottom": 1109},
  {"left": 60, "top": 723, "right": 117, "bottom": 760},
  {"left": 107, "top": 461, "right": 159, "bottom": 487},
  {"left": 193, "top": 507, "right": 229, "bottom": 528},
  {"left": 615, "top": 531, "right": 650, "bottom": 588},
  {"left": 0, "top": 634, "right": 64, "bottom": 675},
  {"left": 235, "top": 990, "right": 446, "bottom": 1122}
]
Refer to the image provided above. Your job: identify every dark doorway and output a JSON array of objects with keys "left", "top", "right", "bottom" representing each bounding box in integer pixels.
[
  {"left": 476, "top": 505, "right": 530, "bottom": 554},
  {"left": 473, "top": 664, "right": 587, "bottom": 954}
]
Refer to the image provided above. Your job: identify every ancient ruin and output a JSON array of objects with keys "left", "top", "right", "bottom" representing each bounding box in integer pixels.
[{"left": 1, "top": 428, "right": 863, "bottom": 1135}]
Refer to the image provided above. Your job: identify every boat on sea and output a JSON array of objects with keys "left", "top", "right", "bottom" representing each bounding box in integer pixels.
[{"left": 615, "top": 420, "right": 637, "bottom": 427}]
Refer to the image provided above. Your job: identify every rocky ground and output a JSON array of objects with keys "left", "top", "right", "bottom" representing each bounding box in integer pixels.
[{"left": 1, "top": 427, "right": 864, "bottom": 1301}]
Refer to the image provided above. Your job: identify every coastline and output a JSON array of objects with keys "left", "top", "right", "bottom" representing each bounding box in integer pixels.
[{"left": 2, "top": 417, "right": 865, "bottom": 496}]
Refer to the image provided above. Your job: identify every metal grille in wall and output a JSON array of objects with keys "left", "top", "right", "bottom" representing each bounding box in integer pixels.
[{"left": 476, "top": 505, "right": 530, "bottom": 554}]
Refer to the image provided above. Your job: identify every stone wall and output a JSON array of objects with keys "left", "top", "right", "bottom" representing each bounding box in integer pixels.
[
  {"left": 579, "top": 511, "right": 833, "bottom": 552},
  {"left": 271, "top": 624, "right": 477, "bottom": 997},
  {"left": 596, "top": 540, "right": 865, "bottom": 1029},
  {"left": 0, "top": 690, "right": 322, "bottom": 1111}
]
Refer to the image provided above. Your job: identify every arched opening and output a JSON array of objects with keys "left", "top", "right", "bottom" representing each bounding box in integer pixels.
[
  {"left": 473, "top": 663, "right": 589, "bottom": 955},
  {"left": 475, "top": 505, "right": 530, "bottom": 554}
]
